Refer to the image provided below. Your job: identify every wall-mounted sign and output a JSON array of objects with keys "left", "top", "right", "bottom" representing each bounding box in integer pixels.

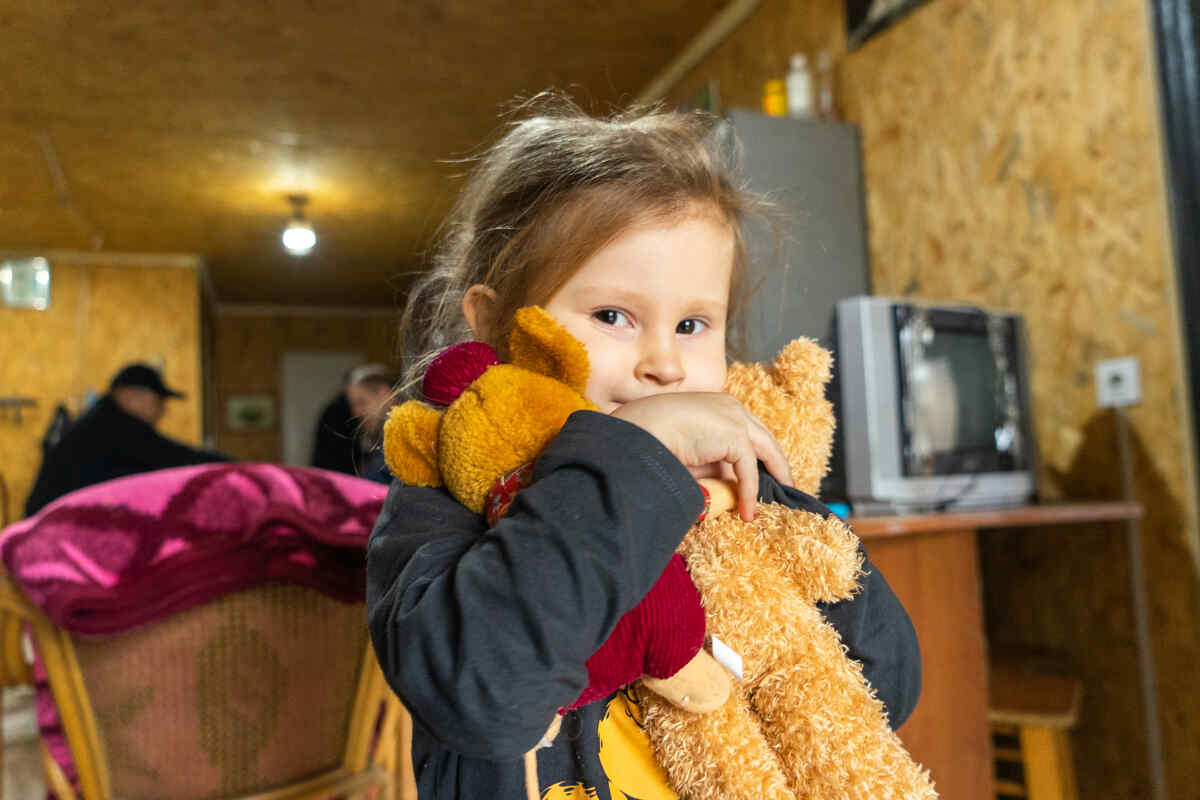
[
  {"left": 0, "top": 257, "right": 52, "bottom": 310},
  {"left": 226, "top": 394, "right": 276, "bottom": 431}
]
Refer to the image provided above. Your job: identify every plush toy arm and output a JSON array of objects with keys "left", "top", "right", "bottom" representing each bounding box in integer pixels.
[
  {"left": 560, "top": 479, "right": 741, "bottom": 716},
  {"left": 383, "top": 402, "right": 444, "bottom": 487},
  {"left": 562, "top": 554, "right": 707, "bottom": 710}
]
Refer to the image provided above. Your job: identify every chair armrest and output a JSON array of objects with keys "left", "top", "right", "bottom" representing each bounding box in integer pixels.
[{"left": 0, "top": 575, "right": 40, "bottom": 622}]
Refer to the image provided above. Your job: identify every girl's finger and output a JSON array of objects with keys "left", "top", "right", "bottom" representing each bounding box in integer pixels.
[
  {"left": 746, "top": 414, "right": 793, "bottom": 488},
  {"left": 729, "top": 440, "right": 759, "bottom": 521}
]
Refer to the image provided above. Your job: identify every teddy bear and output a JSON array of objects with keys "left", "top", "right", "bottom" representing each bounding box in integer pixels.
[
  {"left": 638, "top": 340, "right": 937, "bottom": 800},
  {"left": 384, "top": 305, "right": 937, "bottom": 800}
]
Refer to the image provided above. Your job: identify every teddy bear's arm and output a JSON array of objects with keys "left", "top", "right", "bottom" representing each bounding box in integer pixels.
[{"left": 755, "top": 467, "right": 923, "bottom": 728}]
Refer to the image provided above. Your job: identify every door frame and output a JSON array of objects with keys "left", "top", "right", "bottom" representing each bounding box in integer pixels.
[{"left": 1149, "top": 0, "right": 1200, "bottom": 508}]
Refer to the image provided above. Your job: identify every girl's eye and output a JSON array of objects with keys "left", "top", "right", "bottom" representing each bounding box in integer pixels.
[
  {"left": 593, "top": 309, "right": 631, "bottom": 327},
  {"left": 677, "top": 318, "right": 708, "bottom": 335}
]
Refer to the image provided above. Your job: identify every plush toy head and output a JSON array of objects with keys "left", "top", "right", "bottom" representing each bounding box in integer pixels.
[
  {"left": 384, "top": 306, "right": 597, "bottom": 515},
  {"left": 724, "top": 340, "right": 835, "bottom": 495}
]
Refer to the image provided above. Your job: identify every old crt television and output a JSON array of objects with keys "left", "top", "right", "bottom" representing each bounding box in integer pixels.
[{"left": 826, "top": 296, "right": 1037, "bottom": 514}]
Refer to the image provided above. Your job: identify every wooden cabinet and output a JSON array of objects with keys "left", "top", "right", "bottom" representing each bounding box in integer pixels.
[{"left": 852, "top": 502, "right": 1141, "bottom": 799}]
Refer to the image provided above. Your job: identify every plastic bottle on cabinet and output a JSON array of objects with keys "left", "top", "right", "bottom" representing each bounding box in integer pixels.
[
  {"left": 785, "top": 53, "right": 814, "bottom": 118},
  {"left": 762, "top": 79, "right": 787, "bottom": 116},
  {"left": 815, "top": 50, "right": 836, "bottom": 119}
]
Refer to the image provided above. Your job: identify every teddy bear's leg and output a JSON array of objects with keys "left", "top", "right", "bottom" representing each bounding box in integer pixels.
[
  {"left": 641, "top": 685, "right": 797, "bottom": 800},
  {"left": 750, "top": 651, "right": 937, "bottom": 799}
]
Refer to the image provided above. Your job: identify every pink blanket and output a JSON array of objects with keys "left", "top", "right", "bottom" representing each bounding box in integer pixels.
[{"left": 0, "top": 463, "right": 388, "bottom": 636}]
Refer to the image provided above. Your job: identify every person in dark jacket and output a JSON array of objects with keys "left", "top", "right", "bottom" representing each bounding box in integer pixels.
[
  {"left": 345, "top": 363, "right": 399, "bottom": 485},
  {"left": 24, "top": 363, "right": 231, "bottom": 516},
  {"left": 309, "top": 384, "right": 358, "bottom": 475}
]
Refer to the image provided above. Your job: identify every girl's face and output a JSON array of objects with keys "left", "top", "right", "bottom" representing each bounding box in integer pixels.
[{"left": 543, "top": 209, "right": 734, "bottom": 413}]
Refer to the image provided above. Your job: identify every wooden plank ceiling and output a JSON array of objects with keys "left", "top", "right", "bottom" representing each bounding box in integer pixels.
[{"left": 0, "top": 1, "right": 726, "bottom": 306}]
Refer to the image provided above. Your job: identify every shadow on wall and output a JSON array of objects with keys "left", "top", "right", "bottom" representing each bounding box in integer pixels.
[{"left": 979, "top": 410, "right": 1200, "bottom": 800}]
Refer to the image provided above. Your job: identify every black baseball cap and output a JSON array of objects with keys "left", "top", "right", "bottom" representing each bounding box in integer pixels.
[{"left": 109, "top": 363, "right": 185, "bottom": 399}]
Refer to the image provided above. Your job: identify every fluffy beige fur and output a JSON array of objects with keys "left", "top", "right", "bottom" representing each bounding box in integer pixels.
[{"left": 639, "top": 338, "right": 938, "bottom": 800}]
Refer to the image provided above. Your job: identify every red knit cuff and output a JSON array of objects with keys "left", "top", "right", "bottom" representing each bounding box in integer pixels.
[{"left": 562, "top": 554, "right": 706, "bottom": 710}]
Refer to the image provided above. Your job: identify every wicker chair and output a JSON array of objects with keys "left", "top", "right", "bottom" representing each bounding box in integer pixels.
[{"left": 0, "top": 576, "right": 410, "bottom": 800}]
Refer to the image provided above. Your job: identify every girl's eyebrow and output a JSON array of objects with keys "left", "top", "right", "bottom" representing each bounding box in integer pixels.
[
  {"left": 688, "top": 298, "right": 729, "bottom": 318},
  {"left": 574, "top": 287, "right": 646, "bottom": 305},
  {"left": 574, "top": 287, "right": 728, "bottom": 317}
]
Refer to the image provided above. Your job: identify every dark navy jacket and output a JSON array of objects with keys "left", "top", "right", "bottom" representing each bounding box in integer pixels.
[{"left": 24, "top": 396, "right": 230, "bottom": 517}]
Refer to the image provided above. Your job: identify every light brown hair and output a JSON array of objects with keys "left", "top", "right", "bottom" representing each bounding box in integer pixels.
[{"left": 396, "top": 92, "right": 760, "bottom": 399}]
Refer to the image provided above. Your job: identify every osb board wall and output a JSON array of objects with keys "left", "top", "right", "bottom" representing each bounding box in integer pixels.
[
  {"left": 671, "top": 0, "right": 845, "bottom": 111},
  {"left": 671, "top": 0, "right": 1200, "bottom": 796},
  {"left": 0, "top": 257, "right": 202, "bottom": 523},
  {"left": 212, "top": 311, "right": 397, "bottom": 463}
]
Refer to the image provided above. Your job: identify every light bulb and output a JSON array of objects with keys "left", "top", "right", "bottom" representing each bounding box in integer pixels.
[{"left": 282, "top": 218, "right": 316, "bottom": 256}]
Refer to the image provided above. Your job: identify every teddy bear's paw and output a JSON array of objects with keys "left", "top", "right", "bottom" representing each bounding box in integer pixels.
[
  {"left": 641, "top": 649, "right": 730, "bottom": 714},
  {"left": 736, "top": 504, "right": 863, "bottom": 604},
  {"left": 642, "top": 688, "right": 797, "bottom": 800}
]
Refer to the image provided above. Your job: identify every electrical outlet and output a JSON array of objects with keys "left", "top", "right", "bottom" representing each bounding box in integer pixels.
[{"left": 1096, "top": 356, "right": 1142, "bottom": 408}]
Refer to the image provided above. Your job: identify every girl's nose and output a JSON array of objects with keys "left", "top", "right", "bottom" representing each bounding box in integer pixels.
[{"left": 636, "top": 335, "right": 686, "bottom": 386}]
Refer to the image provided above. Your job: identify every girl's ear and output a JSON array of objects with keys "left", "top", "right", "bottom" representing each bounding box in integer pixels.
[
  {"left": 462, "top": 284, "right": 499, "bottom": 341},
  {"left": 383, "top": 402, "right": 444, "bottom": 487},
  {"left": 508, "top": 306, "right": 590, "bottom": 396}
]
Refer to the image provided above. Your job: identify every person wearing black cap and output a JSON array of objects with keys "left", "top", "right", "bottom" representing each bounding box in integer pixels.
[{"left": 23, "top": 363, "right": 232, "bottom": 517}]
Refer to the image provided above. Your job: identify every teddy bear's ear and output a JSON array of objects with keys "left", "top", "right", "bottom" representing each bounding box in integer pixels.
[
  {"left": 770, "top": 338, "right": 832, "bottom": 404},
  {"left": 507, "top": 306, "right": 589, "bottom": 396},
  {"left": 383, "top": 401, "right": 444, "bottom": 487}
]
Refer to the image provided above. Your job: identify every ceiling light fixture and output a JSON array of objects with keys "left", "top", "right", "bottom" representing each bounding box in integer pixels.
[{"left": 281, "top": 194, "right": 316, "bottom": 256}]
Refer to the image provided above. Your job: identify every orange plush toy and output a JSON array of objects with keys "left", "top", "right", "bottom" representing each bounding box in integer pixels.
[{"left": 384, "top": 306, "right": 937, "bottom": 800}]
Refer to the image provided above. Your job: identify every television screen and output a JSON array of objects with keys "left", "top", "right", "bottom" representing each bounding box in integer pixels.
[
  {"left": 896, "top": 307, "right": 1028, "bottom": 478},
  {"left": 903, "top": 330, "right": 1000, "bottom": 475}
]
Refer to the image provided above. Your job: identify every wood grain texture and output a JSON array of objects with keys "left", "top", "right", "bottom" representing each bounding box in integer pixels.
[
  {"left": 0, "top": 0, "right": 727, "bottom": 305},
  {"left": 671, "top": 0, "right": 1200, "bottom": 794},
  {"left": 211, "top": 311, "right": 398, "bottom": 463},
  {"left": 0, "top": 256, "right": 202, "bottom": 517},
  {"left": 864, "top": 529, "right": 991, "bottom": 800},
  {"left": 850, "top": 502, "right": 1142, "bottom": 540}
]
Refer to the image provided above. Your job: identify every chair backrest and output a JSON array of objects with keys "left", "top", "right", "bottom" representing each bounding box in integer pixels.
[
  {"left": 3, "top": 578, "right": 394, "bottom": 800},
  {"left": 76, "top": 584, "right": 367, "bottom": 798}
]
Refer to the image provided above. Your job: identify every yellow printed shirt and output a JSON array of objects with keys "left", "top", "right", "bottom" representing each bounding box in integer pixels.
[
  {"left": 539, "top": 688, "right": 676, "bottom": 800},
  {"left": 402, "top": 687, "right": 680, "bottom": 800}
]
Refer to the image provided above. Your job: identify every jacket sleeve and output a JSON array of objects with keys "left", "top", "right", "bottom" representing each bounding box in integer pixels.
[
  {"left": 366, "top": 410, "right": 704, "bottom": 760},
  {"left": 24, "top": 448, "right": 76, "bottom": 517},
  {"left": 146, "top": 432, "right": 234, "bottom": 468},
  {"left": 758, "top": 472, "right": 923, "bottom": 730}
]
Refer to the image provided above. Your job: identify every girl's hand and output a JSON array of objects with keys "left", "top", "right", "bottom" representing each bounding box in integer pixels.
[{"left": 611, "top": 392, "right": 792, "bottom": 521}]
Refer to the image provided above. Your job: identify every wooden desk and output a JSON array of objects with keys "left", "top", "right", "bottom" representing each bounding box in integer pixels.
[{"left": 850, "top": 502, "right": 1142, "bottom": 800}]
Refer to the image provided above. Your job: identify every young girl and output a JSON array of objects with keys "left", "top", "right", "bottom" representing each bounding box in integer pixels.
[{"left": 366, "top": 96, "right": 920, "bottom": 799}]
